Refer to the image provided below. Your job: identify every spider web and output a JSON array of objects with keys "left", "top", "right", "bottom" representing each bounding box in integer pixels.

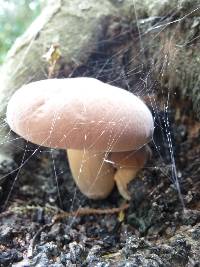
[{"left": 0, "top": 0, "right": 199, "bottom": 226}]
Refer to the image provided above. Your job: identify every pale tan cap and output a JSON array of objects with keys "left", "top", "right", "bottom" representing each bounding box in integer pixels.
[{"left": 7, "top": 77, "right": 154, "bottom": 152}]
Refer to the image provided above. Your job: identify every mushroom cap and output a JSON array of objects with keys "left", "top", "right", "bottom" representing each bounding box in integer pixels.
[{"left": 7, "top": 77, "right": 154, "bottom": 152}]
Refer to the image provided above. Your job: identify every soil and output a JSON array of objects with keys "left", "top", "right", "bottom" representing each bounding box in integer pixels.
[{"left": 0, "top": 96, "right": 199, "bottom": 267}]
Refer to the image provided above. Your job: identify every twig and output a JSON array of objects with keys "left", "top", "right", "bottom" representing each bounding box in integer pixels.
[{"left": 52, "top": 203, "right": 129, "bottom": 223}]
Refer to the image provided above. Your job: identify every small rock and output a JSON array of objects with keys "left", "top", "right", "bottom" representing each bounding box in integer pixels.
[
  {"left": 32, "top": 252, "right": 49, "bottom": 267},
  {"left": 86, "top": 245, "right": 102, "bottom": 264},
  {"left": 68, "top": 241, "right": 86, "bottom": 264},
  {"left": 0, "top": 249, "right": 23, "bottom": 266},
  {"left": 0, "top": 225, "right": 13, "bottom": 246},
  {"left": 191, "top": 225, "right": 200, "bottom": 240}
]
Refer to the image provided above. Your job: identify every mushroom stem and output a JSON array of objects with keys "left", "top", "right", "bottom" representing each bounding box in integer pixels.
[
  {"left": 113, "top": 167, "right": 138, "bottom": 200},
  {"left": 67, "top": 146, "right": 151, "bottom": 200},
  {"left": 110, "top": 146, "right": 151, "bottom": 200},
  {"left": 67, "top": 149, "right": 115, "bottom": 199}
]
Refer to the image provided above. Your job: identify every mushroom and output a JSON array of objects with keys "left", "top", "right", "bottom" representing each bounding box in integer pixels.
[{"left": 6, "top": 77, "right": 154, "bottom": 200}]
